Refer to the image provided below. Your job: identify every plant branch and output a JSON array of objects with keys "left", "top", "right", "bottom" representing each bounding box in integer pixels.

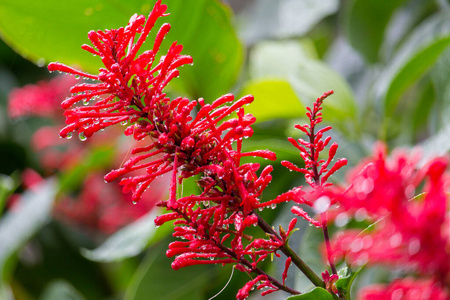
[{"left": 255, "top": 212, "right": 325, "bottom": 288}]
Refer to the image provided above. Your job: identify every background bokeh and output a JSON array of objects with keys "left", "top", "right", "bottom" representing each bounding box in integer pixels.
[{"left": 0, "top": 0, "right": 449, "bottom": 299}]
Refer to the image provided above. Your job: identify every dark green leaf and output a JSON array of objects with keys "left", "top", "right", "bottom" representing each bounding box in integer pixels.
[
  {"left": 286, "top": 287, "right": 333, "bottom": 300},
  {"left": 344, "top": 0, "right": 405, "bottom": 63},
  {"left": 0, "top": 0, "right": 242, "bottom": 100}
]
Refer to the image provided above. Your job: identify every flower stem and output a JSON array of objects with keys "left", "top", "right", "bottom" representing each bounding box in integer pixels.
[
  {"left": 256, "top": 213, "right": 325, "bottom": 288},
  {"left": 322, "top": 215, "right": 337, "bottom": 275}
]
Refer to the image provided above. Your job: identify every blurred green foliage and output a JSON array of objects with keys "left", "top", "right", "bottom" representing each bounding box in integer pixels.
[{"left": 0, "top": 0, "right": 449, "bottom": 299}]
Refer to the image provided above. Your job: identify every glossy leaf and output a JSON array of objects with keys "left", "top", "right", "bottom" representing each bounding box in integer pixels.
[
  {"left": 81, "top": 210, "right": 160, "bottom": 262},
  {"left": 335, "top": 266, "right": 363, "bottom": 299},
  {"left": 0, "top": 179, "right": 56, "bottom": 280},
  {"left": 344, "top": 0, "right": 405, "bottom": 63},
  {"left": 240, "top": 79, "right": 305, "bottom": 122},
  {"left": 248, "top": 40, "right": 357, "bottom": 134},
  {"left": 286, "top": 287, "right": 333, "bottom": 300},
  {"left": 0, "top": 0, "right": 242, "bottom": 100}
]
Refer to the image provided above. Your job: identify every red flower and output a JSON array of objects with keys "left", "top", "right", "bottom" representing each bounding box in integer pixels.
[
  {"left": 330, "top": 146, "right": 450, "bottom": 289},
  {"left": 279, "top": 91, "right": 347, "bottom": 227},
  {"left": 359, "top": 278, "right": 449, "bottom": 300},
  {"left": 8, "top": 74, "right": 76, "bottom": 119}
]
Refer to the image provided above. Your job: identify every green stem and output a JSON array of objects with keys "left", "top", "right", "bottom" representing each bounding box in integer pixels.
[{"left": 255, "top": 213, "right": 325, "bottom": 289}]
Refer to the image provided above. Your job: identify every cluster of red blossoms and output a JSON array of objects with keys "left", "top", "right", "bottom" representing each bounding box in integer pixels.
[
  {"left": 47, "top": 1, "right": 307, "bottom": 297},
  {"left": 330, "top": 145, "right": 450, "bottom": 299},
  {"left": 47, "top": 0, "right": 450, "bottom": 299}
]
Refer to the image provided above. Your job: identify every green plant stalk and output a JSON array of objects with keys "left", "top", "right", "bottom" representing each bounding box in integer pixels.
[{"left": 256, "top": 213, "right": 325, "bottom": 289}]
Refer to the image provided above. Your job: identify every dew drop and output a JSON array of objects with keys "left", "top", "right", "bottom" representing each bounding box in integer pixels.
[
  {"left": 36, "top": 58, "right": 46, "bottom": 67},
  {"left": 78, "top": 132, "right": 87, "bottom": 141},
  {"left": 132, "top": 201, "right": 137, "bottom": 205},
  {"left": 75, "top": 75, "right": 81, "bottom": 80},
  {"left": 121, "top": 120, "right": 128, "bottom": 126},
  {"left": 83, "top": 98, "right": 90, "bottom": 105}
]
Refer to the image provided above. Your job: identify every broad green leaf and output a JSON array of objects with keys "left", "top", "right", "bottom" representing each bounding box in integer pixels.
[
  {"left": 240, "top": 79, "right": 305, "bottom": 122},
  {"left": 286, "top": 287, "right": 333, "bottom": 300},
  {"left": 239, "top": 0, "right": 338, "bottom": 44},
  {"left": 344, "top": 0, "right": 405, "bottom": 63},
  {"left": 125, "top": 242, "right": 212, "bottom": 300},
  {"left": 335, "top": 266, "right": 363, "bottom": 300},
  {"left": 248, "top": 40, "right": 357, "bottom": 135},
  {"left": 81, "top": 210, "right": 160, "bottom": 262},
  {"left": 40, "top": 280, "right": 85, "bottom": 300},
  {"left": 0, "top": 0, "right": 242, "bottom": 100},
  {"left": 376, "top": 12, "right": 450, "bottom": 115},
  {"left": 0, "top": 179, "right": 56, "bottom": 281}
]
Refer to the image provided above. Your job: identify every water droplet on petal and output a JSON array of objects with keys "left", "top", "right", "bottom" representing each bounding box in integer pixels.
[
  {"left": 65, "top": 132, "right": 73, "bottom": 140},
  {"left": 78, "top": 132, "right": 87, "bottom": 141}
]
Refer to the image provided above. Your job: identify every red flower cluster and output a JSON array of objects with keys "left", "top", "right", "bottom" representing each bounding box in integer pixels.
[
  {"left": 359, "top": 278, "right": 449, "bottom": 300},
  {"left": 48, "top": 1, "right": 307, "bottom": 298},
  {"left": 280, "top": 91, "right": 347, "bottom": 227},
  {"left": 330, "top": 144, "right": 450, "bottom": 298},
  {"left": 8, "top": 75, "right": 76, "bottom": 119}
]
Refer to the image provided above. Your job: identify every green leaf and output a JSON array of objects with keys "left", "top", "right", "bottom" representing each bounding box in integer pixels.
[
  {"left": 286, "top": 287, "right": 333, "bottom": 300},
  {"left": 125, "top": 242, "right": 213, "bottom": 300},
  {"left": 248, "top": 40, "right": 357, "bottom": 135},
  {"left": 81, "top": 210, "right": 160, "bottom": 262},
  {"left": 0, "top": 179, "right": 57, "bottom": 281},
  {"left": 344, "top": 0, "right": 405, "bottom": 63},
  {"left": 240, "top": 79, "right": 305, "bottom": 122},
  {"left": 335, "top": 266, "right": 363, "bottom": 299},
  {"left": 40, "top": 280, "right": 86, "bottom": 300},
  {"left": 376, "top": 12, "right": 450, "bottom": 115},
  {"left": 0, "top": 0, "right": 242, "bottom": 100}
]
